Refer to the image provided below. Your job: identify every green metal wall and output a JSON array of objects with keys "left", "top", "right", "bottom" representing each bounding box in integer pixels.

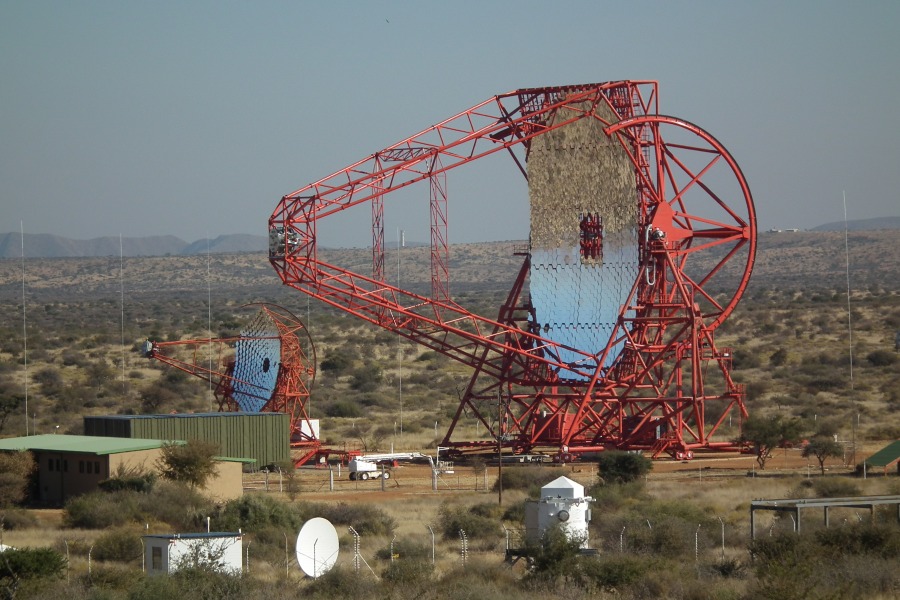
[{"left": 83, "top": 413, "right": 289, "bottom": 468}]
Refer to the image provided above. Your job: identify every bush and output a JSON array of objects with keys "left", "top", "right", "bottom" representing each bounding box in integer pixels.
[
  {"left": 866, "top": 350, "right": 897, "bottom": 367},
  {"left": 381, "top": 559, "right": 434, "bottom": 585},
  {"left": 0, "top": 547, "right": 66, "bottom": 581},
  {"left": 597, "top": 451, "right": 652, "bottom": 484},
  {"left": 816, "top": 523, "right": 900, "bottom": 558},
  {"left": 138, "top": 480, "right": 214, "bottom": 531},
  {"left": 492, "top": 466, "right": 560, "bottom": 496},
  {"left": 299, "top": 501, "right": 396, "bottom": 537},
  {"left": 0, "top": 508, "right": 38, "bottom": 530},
  {"left": 810, "top": 477, "right": 860, "bottom": 498},
  {"left": 218, "top": 494, "right": 301, "bottom": 532},
  {"left": 577, "top": 554, "right": 647, "bottom": 589},
  {"left": 98, "top": 468, "right": 156, "bottom": 494},
  {"left": 524, "top": 524, "right": 584, "bottom": 582},
  {"left": 376, "top": 538, "right": 430, "bottom": 562},
  {"left": 92, "top": 527, "right": 143, "bottom": 563},
  {"left": 64, "top": 481, "right": 213, "bottom": 530},
  {"left": 438, "top": 502, "right": 501, "bottom": 540},
  {"left": 0, "top": 451, "right": 35, "bottom": 508},
  {"left": 156, "top": 439, "right": 219, "bottom": 489},
  {"left": 64, "top": 490, "right": 141, "bottom": 529}
]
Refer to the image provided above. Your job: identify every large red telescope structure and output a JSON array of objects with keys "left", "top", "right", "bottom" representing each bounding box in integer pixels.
[
  {"left": 143, "top": 304, "right": 321, "bottom": 464},
  {"left": 269, "top": 81, "right": 756, "bottom": 460}
]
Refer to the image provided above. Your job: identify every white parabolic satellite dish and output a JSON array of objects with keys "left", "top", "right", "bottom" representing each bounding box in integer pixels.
[{"left": 296, "top": 517, "right": 339, "bottom": 578}]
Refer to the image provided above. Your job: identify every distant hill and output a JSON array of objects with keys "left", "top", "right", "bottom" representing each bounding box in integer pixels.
[
  {"left": 0, "top": 214, "right": 897, "bottom": 258},
  {"left": 811, "top": 216, "right": 900, "bottom": 232},
  {"left": 0, "top": 233, "right": 269, "bottom": 258}
]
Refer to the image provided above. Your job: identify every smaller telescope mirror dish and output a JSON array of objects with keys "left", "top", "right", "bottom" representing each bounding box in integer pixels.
[{"left": 296, "top": 517, "right": 339, "bottom": 578}]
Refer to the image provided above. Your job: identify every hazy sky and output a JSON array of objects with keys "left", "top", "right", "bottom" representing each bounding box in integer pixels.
[{"left": 2, "top": 1, "right": 898, "bottom": 247}]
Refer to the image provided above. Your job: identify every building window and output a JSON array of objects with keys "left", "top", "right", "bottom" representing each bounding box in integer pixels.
[
  {"left": 48, "top": 459, "right": 54, "bottom": 472},
  {"left": 151, "top": 546, "right": 162, "bottom": 571},
  {"left": 95, "top": 461, "right": 100, "bottom": 475},
  {"left": 79, "top": 461, "right": 84, "bottom": 474},
  {"left": 63, "top": 459, "right": 68, "bottom": 472}
]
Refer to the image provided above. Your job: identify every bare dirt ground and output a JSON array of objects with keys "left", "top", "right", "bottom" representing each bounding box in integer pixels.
[{"left": 244, "top": 441, "right": 888, "bottom": 505}]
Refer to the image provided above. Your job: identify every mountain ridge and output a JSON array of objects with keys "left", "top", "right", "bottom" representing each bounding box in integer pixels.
[{"left": 1, "top": 216, "right": 898, "bottom": 258}]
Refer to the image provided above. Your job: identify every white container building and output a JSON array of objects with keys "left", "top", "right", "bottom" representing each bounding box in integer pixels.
[{"left": 143, "top": 532, "right": 243, "bottom": 575}]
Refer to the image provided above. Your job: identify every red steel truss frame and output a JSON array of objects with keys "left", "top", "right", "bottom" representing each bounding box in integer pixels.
[
  {"left": 269, "top": 81, "right": 756, "bottom": 460},
  {"left": 144, "top": 304, "right": 322, "bottom": 465}
]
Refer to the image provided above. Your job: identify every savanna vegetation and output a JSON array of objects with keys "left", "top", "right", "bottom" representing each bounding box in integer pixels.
[{"left": 0, "top": 231, "right": 898, "bottom": 598}]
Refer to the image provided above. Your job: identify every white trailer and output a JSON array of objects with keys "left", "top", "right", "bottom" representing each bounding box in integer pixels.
[
  {"left": 143, "top": 532, "right": 243, "bottom": 575},
  {"left": 347, "top": 452, "right": 435, "bottom": 481}
]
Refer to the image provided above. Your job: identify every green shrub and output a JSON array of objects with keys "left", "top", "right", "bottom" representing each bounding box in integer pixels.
[
  {"left": 81, "top": 562, "right": 141, "bottom": 591},
  {"left": 0, "top": 451, "right": 35, "bottom": 508},
  {"left": 156, "top": 439, "right": 219, "bottom": 489},
  {"left": 492, "top": 466, "right": 560, "bottom": 496},
  {"left": 0, "top": 508, "right": 38, "bottom": 530},
  {"left": 810, "top": 477, "right": 860, "bottom": 498},
  {"left": 438, "top": 502, "right": 501, "bottom": 540},
  {"left": 138, "top": 480, "right": 214, "bottom": 531},
  {"left": 64, "top": 491, "right": 141, "bottom": 529},
  {"left": 381, "top": 559, "right": 433, "bottom": 585},
  {"left": 375, "top": 538, "right": 429, "bottom": 562},
  {"left": 524, "top": 524, "right": 584, "bottom": 582},
  {"left": 597, "top": 451, "right": 652, "bottom": 484},
  {"left": 577, "top": 554, "right": 647, "bottom": 589},
  {"left": 98, "top": 472, "right": 156, "bottom": 494},
  {"left": 64, "top": 481, "right": 213, "bottom": 530},
  {"left": 816, "top": 523, "right": 900, "bottom": 558},
  {"left": 298, "top": 501, "right": 396, "bottom": 537},
  {"left": 92, "top": 527, "right": 143, "bottom": 563},
  {"left": 866, "top": 350, "right": 897, "bottom": 366},
  {"left": 304, "top": 565, "right": 375, "bottom": 600},
  {"left": 218, "top": 493, "right": 301, "bottom": 532},
  {"left": 128, "top": 568, "right": 244, "bottom": 600},
  {"left": 0, "top": 547, "right": 66, "bottom": 581}
]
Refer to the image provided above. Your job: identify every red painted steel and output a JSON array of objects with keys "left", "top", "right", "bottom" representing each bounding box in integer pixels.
[
  {"left": 144, "top": 304, "right": 322, "bottom": 465},
  {"left": 269, "top": 81, "right": 756, "bottom": 460}
]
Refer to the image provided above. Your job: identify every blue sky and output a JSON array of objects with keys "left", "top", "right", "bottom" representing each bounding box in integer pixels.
[{"left": 2, "top": 1, "right": 898, "bottom": 246}]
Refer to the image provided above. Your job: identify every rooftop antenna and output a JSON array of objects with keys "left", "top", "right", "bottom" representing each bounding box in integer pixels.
[
  {"left": 20, "top": 221, "right": 28, "bottom": 435},
  {"left": 295, "top": 517, "right": 339, "bottom": 578}
]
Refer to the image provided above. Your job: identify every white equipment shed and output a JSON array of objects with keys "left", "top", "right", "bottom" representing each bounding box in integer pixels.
[{"left": 143, "top": 532, "right": 243, "bottom": 575}]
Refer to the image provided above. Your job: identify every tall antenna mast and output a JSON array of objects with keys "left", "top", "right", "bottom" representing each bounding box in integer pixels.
[
  {"left": 120, "top": 234, "right": 127, "bottom": 394},
  {"left": 21, "top": 221, "right": 28, "bottom": 435},
  {"left": 843, "top": 191, "right": 853, "bottom": 390},
  {"left": 397, "top": 228, "right": 404, "bottom": 442},
  {"left": 844, "top": 191, "right": 857, "bottom": 466},
  {"left": 207, "top": 234, "right": 213, "bottom": 412}
]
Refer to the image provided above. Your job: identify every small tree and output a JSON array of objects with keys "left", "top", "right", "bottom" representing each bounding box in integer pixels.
[
  {"left": 740, "top": 415, "right": 804, "bottom": 470},
  {"left": 802, "top": 436, "right": 843, "bottom": 475},
  {"left": 156, "top": 440, "right": 219, "bottom": 489},
  {"left": 0, "top": 547, "right": 66, "bottom": 598},
  {"left": 0, "top": 395, "right": 24, "bottom": 435},
  {"left": 0, "top": 451, "right": 35, "bottom": 508},
  {"left": 597, "top": 451, "right": 652, "bottom": 484}
]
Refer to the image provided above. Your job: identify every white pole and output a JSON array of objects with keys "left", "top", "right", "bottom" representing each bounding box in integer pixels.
[
  {"left": 427, "top": 525, "right": 435, "bottom": 565},
  {"left": 20, "top": 222, "right": 28, "bottom": 436},
  {"left": 120, "top": 234, "right": 126, "bottom": 395},
  {"left": 717, "top": 517, "right": 725, "bottom": 562}
]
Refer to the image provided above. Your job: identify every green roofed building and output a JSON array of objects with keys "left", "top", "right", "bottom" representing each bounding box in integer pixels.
[
  {"left": 865, "top": 441, "right": 900, "bottom": 475},
  {"left": 83, "top": 412, "right": 290, "bottom": 468},
  {"left": 0, "top": 435, "right": 246, "bottom": 505}
]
